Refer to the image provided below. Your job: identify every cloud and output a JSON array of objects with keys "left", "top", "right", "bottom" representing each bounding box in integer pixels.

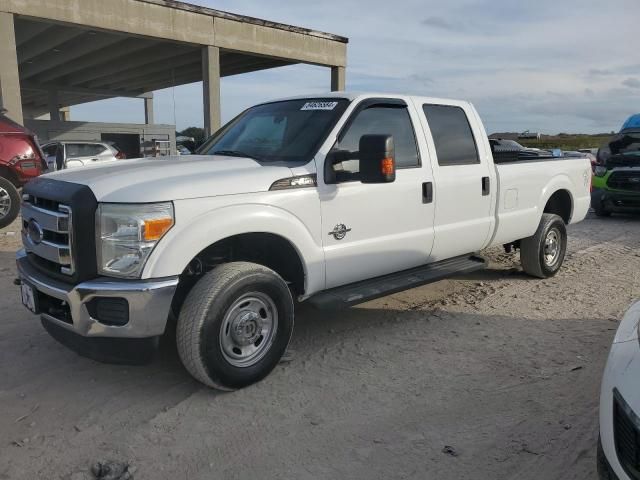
[
  {"left": 622, "top": 78, "right": 640, "bottom": 89},
  {"left": 421, "top": 16, "right": 457, "bottom": 31}
]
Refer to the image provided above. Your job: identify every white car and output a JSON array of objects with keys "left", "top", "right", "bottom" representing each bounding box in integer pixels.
[
  {"left": 16, "top": 92, "right": 592, "bottom": 390},
  {"left": 40, "top": 141, "right": 125, "bottom": 170},
  {"left": 599, "top": 301, "right": 640, "bottom": 479}
]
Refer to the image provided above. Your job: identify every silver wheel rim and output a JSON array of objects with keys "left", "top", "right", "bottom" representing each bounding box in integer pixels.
[
  {"left": 544, "top": 228, "right": 561, "bottom": 267},
  {"left": 0, "top": 186, "right": 11, "bottom": 219},
  {"left": 219, "top": 292, "right": 278, "bottom": 368}
]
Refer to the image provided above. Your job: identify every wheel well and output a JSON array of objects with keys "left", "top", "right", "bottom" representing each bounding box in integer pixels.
[
  {"left": 171, "top": 233, "right": 305, "bottom": 317},
  {"left": 544, "top": 189, "right": 572, "bottom": 224},
  {"left": 0, "top": 166, "right": 19, "bottom": 187}
]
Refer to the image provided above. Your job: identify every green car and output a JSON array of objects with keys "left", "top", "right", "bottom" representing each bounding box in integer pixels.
[{"left": 591, "top": 128, "right": 640, "bottom": 217}]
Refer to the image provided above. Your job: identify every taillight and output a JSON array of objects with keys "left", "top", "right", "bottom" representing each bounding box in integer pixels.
[{"left": 116, "top": 151, "right": 126, "bottom": 159}]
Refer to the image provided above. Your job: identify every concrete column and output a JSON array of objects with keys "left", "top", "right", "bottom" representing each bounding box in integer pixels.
[
  {"left": 144, "top": 95, "right": 154, "bottom": 124},
  {"left": 48, "top": 90, "right": 61, "bottom": 122},
  {"left": 202, "top": 46, "right": 221, "bottom": 137},
  {"left": 59, "top": 107, "right": 71, "bottom": 122},
  {"left": 331, "top": 66, "right": 346, "bottom": 91},
  {"left": 0, "top": 13, "right": 23, "bottom": 124}
]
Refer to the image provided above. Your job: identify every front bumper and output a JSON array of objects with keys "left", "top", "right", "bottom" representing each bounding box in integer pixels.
[
  {"left": 592, "top": 188, "right": 640, "bottom": 213},
  {"left": 600, "top": 303, "right": 640, "bottom": 480},
  {"left": 16, "top": 250, "right": 178, "bottom": 338}
]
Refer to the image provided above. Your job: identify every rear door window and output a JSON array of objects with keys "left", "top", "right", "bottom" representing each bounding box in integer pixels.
[{"left": 423, "top": 104, "right": 479, "bottom": 166}]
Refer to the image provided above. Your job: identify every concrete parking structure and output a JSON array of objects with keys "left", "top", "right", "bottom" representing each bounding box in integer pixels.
[{"left": 0, "top": 0, "right": 348, "bottom": 135}]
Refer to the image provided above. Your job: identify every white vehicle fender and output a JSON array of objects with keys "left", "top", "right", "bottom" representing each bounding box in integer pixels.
[
  {"left": 537, "top": 174, "right": 575, "bottom": 221},
  {"left": 142, "top": 203, "right": 325, "bottom": 295}
]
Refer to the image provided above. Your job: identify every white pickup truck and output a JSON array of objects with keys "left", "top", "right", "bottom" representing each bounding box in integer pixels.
[{"left": 16, "top": 92, "right": 591, "bottom": 390}]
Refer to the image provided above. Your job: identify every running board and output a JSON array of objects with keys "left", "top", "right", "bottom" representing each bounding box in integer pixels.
[{"left": 308, "top": 254, "right": 487, "bottom": 310}]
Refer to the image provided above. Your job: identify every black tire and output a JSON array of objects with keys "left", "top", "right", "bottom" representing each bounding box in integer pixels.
[
  {"left": 593, "top": 201, "right": 611, "bottom": 217},
  {"left": 597, "top": 435, "right": 615, "bottom": 480},
  {"left": 176, "top": 262, "right": 294, "bottom": 390},
  {"left": 0, "top": 177, "right": 20, "bottom": 229},
  {"left": 520, "top": 213, "right": 567, "bottom": 278}
]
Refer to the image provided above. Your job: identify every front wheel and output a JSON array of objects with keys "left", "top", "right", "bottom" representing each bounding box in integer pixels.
[
  {"left": 520, "top": 213, "right": 567, "bottom": 278},
  {"left": 176, "top": 262, "right": 294, "bottom": 390},
  {"left": 0, "top": 177, "right": 20, "bottom": 229},
  {"left": 593, "top": 201, "right": 611, "bottom": 217}
]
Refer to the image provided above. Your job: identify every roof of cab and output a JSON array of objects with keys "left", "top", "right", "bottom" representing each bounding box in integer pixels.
[{"left": 261, "top": 92, "right": 473, "bottom": 108}]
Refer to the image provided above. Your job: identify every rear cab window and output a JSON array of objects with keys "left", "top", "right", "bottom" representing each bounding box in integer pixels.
[{"left": 422, "top": 104, "right": 479, "bottom": 166}]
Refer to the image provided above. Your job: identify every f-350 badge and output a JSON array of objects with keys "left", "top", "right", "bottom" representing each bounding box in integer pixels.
[{"left": 329, "top": 224, "right": 351, "bottom": 240}]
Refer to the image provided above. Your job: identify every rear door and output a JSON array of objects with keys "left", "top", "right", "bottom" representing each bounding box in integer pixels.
[
  {"left": 318, "top": 98, "right": 436, "bottom": 289},
  {"left": 417, "top": 102, "right": 495, "bottom": 260}
]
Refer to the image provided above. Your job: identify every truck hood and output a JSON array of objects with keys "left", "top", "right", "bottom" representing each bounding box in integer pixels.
[{"left": 43, "top": 155, "right": 294, "bottom": 202}]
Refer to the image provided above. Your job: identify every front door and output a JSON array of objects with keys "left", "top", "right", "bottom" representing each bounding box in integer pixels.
[{"left": 318, "top": 99, "right": 435, "bottom": 289}]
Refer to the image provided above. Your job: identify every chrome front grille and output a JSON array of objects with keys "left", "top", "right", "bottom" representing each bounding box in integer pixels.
[{"left": 21, "top": 194, "right": 75, "bottom": 275}]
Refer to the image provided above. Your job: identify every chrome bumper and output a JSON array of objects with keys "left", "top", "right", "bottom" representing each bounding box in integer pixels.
[{"left": 16, "top": 250, "right": 178, "bottom": 338}]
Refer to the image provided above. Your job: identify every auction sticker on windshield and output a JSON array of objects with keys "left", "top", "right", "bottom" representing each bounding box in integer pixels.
[{"left": 301, "top": 101, "right": 338, "bottom": 111}]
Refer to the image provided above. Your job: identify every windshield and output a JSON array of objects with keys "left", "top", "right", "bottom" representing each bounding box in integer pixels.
[{"left": 198, "top": 98, "right": 350, "bottom": 164}]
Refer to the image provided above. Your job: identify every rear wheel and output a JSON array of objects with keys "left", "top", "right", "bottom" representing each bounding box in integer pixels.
[
  {"left": 0, "top": 177, "right": 20, "bottom": 229},
  {"left": 176, "top": 262, "right": 294, "bottom": 390},
  {"left": 520, "top": 213, "right": 567, "bottom": 278}
]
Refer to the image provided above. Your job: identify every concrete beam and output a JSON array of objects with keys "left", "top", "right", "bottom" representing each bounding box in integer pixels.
[
  {"left": 19, "top": 32, "right": 125, "bottom": 79},
  {"left": 144, "top": 95, "right": 154, "bottom": 124},
  {"left": 202, "top": 46, "right": 221, "bottom": 137},
  {"left": 331, "top": 66, "right": 346, "bottom": 91},
  {"left": 70, "top": 43, "right": 195, "bottom": 86},
  {"left": 91, "top": 51, "right": 201, "bottom": 90},
  {"left": 213, "top": 17, "right": 347, "bottom": 68},
  {"left": 0, "top": 0, "right": 216, "bottom": 45},
  {"left": 22, "top": 81, "right": 146, "bottom": 99},
  {"left": 18, "top": 27, "right": 85, "bottom": 63},
  {"left": 35, "top": 38, "right": 158, "bottom": 83},
  {"left": 0, "top": 12, "right": 23, "bottom": 124},
  {"left": 125, "top": 68, "right": 202, "bottom": 92},
  {"left": 14, "top": 20, "right": 51, "bottom": 46}
]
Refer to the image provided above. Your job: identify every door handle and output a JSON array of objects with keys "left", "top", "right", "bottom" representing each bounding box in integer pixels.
[
  {"left": 482, "top": 176, "right": 490, "bottom": 196},
  {"left": 422, "top": 182, "right": 433, "bottom": 203}
]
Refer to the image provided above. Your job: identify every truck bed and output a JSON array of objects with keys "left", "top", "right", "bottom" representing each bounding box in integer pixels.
[{"left": 489, "top": 155, "right": 592, "bottom": 247}]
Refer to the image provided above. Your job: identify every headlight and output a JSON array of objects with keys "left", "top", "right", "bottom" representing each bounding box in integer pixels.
[
  {"left": 594, "top": 165, "right": 608, "bottom": 177},
  {"left": 97, "top": 202, "right": 174, "bottom": 278}
]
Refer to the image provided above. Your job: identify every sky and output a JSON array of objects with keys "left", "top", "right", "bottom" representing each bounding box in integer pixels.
[{"left": 71, "top": 0, "right": 640, "bottom": 135}]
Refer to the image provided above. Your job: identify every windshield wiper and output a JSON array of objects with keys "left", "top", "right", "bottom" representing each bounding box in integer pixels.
[{"left": 212, "top": 150, "right": 261, "bottom": 161}]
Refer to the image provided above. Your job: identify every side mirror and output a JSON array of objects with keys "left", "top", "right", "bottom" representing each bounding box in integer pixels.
[{"left": 359, "top": 134, "right": 395, "bottom": 183}]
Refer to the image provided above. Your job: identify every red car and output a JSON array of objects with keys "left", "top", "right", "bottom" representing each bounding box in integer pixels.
[{"left": 0, "top": 112, "right": 46, "bottom": 228}]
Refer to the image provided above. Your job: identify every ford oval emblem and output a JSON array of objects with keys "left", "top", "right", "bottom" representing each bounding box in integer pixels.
[{"left": 27, "top": 219, "right": 44, "bottom": 245}]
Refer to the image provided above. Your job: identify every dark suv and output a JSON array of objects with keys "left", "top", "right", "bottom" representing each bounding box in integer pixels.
[{"left": 0, "top": 113, "right": 46, "bottom": 228}]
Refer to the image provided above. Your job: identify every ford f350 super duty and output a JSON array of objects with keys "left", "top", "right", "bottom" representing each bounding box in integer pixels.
[{"left": 15, "top": 93, "right": 592, "bottom": 390}]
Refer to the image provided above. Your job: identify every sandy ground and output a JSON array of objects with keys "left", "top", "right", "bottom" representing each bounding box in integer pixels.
[{"left": 1, "top": 213, "right": 639, "bottom": 480}]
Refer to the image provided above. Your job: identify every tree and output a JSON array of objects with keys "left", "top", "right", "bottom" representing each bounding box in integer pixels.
[{"left": 177, "top": 127, "right": 206, "bottom": 147}]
